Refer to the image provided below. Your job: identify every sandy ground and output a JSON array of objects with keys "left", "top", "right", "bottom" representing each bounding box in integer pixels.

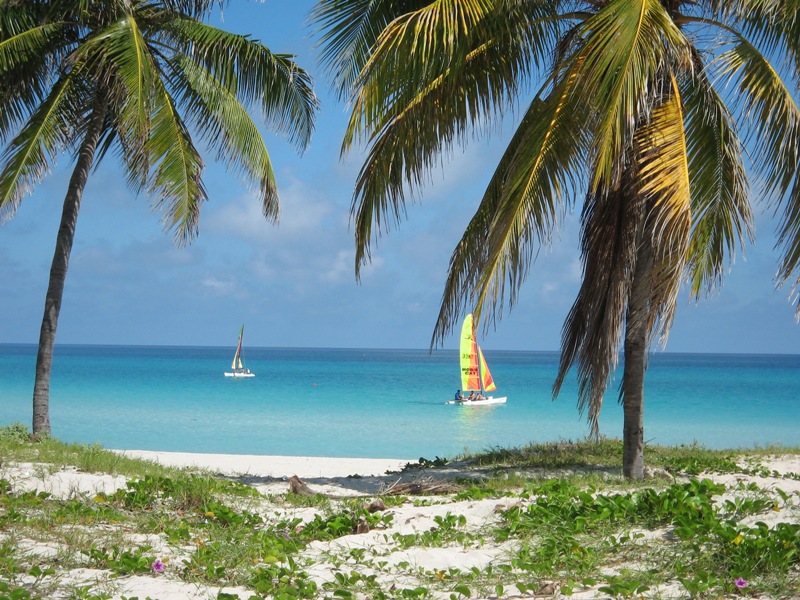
[
  {"left": 2, "top": 450, "right": 799, "bottom": 600},
  {"left": 116, "top": 450, "right": 413, "bottom": 479}
]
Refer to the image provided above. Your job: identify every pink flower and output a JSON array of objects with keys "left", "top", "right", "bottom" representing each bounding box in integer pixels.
[
  {"left": 151, "top": 559, "right": 165, "bottom": 574},
  {"left": 734, "top": 577, "right": 749, "bottom": 589}
]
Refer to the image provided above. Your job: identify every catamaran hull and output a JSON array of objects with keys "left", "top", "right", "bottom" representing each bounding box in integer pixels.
[
  {"left": 224, "top": 372, "right": 255, "bottom": 378},
  {"left": 446, "top": 396, "right": 507, "bottom": 406}
]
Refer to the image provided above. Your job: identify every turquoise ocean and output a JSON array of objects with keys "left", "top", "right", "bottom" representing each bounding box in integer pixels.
[{"left": 1, "top": 344, "right": 798, "bottom": 459}]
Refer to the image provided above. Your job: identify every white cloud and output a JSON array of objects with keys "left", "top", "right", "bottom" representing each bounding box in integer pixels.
[
  {"left": 205, "top": 192, "right": 273, "bottom": 241},
  {"left": 357, "top": 255, "right": 385, "bottom": 279},
  {"left": 201, "top": 276, "right": 239, "bottom": 297},
  {"left": 405, "top": 301, "right": 425, "bottom": 313},
  {"left": 205, "top": 175, "right": 339, "bottom": 245},
  {"left": 322, "top": 250, "right": 352, "bottom": 282},
  {"left": 542, "top": 282, "right": 559, "bottom": 295}
]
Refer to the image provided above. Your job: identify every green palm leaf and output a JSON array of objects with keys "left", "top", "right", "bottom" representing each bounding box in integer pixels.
[
  {"left": 0, "top": 73, "right": 85, "bottom": 219},
  {"left": 683, "top": 68, "right": 752, "bottom": 297},
  {"left": 175, "top": 56, "right": 278, "bottom": 220},
  {"left": 571, "top": 0, "right": 689, "bottom": 190},
  {"left": 311, "top": 0, "right": 429, "bottom": 99},
  {"left": 633, "top": 76, "right": 691, "bottom": 342},
  {"left": 0, "top": 16, "right": 74, "bottom": 140},
  {"left": 715, "top": 37, "right": 800, "bottom": 306},
  {"left": 168, "top": 19, "right": 318, "bottom": 151},
  {"left": 434, "top": 70, "right": 590, "bottom": 345},
  {"left": 145, "top": 75, "right": 205, "bottom": 244},
  {"left": 345, "top": 0, "right": 556, "bottom": 146},
  {"left": 343, "top": 0, "right": 558, "bottom": 276},
  {"left": 74, "top": 14, "right": 156, "bottom": 187}
]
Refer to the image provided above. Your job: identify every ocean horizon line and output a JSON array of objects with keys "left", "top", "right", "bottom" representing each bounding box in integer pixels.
[{"left": 2, "top": 342, "right": 798, "bottom": 358}]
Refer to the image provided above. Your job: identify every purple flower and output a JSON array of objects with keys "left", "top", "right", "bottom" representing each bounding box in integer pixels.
[
  {"left": 151, "top": 559, "right": 165, "bottom": 574},
  {"left": 734, "top": 577, "right": 749, "bottom": 589}
]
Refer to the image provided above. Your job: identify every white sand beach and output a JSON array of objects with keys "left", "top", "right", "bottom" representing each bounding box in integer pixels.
[
  {"left": 116, "top": 449, "right": 414, "bottom": 479},
  {"left": 2, "top": 450, "right": 799, "bottom": 599}
]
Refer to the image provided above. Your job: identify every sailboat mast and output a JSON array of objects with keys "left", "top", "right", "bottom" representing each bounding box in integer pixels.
[{"left": 478, "top": 349, "right": 485, "bottom": 395}]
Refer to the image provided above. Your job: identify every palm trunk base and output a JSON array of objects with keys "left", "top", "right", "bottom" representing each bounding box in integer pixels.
[
  {"left": 32, "top": 333, "right": 54, "bottom": 436},
  {"left": 622, "top": 423, "right": 643, "bottom": 479}
]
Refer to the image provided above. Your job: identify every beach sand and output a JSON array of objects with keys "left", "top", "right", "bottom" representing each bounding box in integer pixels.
[
  {"left": 2, "top": 450, "right": 799, "bottom": 599},
  {"left": 118, "top": 449, "right": 413, "bottom": 479}
]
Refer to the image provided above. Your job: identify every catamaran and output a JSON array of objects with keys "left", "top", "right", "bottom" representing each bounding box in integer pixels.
[
  {"left": 447, "top": 313, "right": 507, "bottom": 405},
  {"left": 224, "top": 325, "right": 255, "bottom": 378}
]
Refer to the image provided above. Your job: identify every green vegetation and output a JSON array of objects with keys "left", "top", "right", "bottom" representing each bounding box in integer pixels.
[
  {"left": 1, "top": 431, "right": 799, "bottom": 599},
  {"left": 457, "top": 438, "right": 800, "bottom": 475}
]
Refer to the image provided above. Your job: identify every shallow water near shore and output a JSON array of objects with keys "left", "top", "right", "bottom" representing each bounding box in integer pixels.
[{"left": 1, "top": 344, "right": 798, "bottom": 458}]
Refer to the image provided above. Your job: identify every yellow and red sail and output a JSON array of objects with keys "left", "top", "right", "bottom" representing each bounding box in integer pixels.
[{"left": 459, "top": 314, "right": 497, "bottom": 392}]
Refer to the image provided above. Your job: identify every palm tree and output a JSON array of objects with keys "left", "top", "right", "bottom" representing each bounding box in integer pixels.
[
  {"left": 0, "top": 0, "right": 318, "bottom": 436},
  {"left": 313, "top": 0, "right": 800, "bottom": 478}
]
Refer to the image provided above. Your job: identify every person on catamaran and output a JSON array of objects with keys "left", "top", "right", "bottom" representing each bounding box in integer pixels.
[
  {"left": 466, "top": 391, "right": 475, "bottom": 401},
  {"left": 454, "top": 390, "right": 463, "bottom": 401}
]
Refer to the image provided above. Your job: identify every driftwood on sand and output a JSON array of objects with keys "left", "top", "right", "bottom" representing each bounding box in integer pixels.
[
  {"left": 380, "top": 477, "right": 463, "bottom": 496},
  {"left": 287, "top": 474, "right": 463, "bottom": 498},
  {"left": 288, "top": 475, "right": 315, "bottom": 496}
]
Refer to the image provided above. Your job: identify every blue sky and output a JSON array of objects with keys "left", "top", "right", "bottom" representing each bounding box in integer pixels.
[{"left": 2, "top": 1, "right": 799, "bottom": 354}]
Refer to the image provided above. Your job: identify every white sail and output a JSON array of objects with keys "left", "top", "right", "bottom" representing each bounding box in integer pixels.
[{"left": 224, "top": 326, "right": 255, "bottom": 377}]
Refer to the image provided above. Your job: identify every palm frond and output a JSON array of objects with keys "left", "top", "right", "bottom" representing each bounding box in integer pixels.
[
  {"left": 167, "top": 18, "right": 318, "bottom": 151},
  {"left": 161, "top": 0, "right": 224, "bottom": 19},
  {"left": 780, "top": 0, "right": 800, "bottom": 76},
  {"left": 345, "top": 0, "right": 559, "bottom": 276},
  {"left": 310, "top": 0, "right": 429, "bottom": 99},
  {"left": 344, "top": 0, "right": 496, "bottom": 145},
  {"left": 554, "top": 181, "right": 643, "bottom": 435},
  {"left": 345, "top": 0, "right": 555, "bottom": 148},
  {"left": 715, "top": 38, "right": 800, "bottom": 300},
  {"left": 0, "top": 73, "right": 85, "bottom": 220},
  {"left": 682, "top": 67, "right": 752, "bottom": 297},
  {"left": 0, "top": 14, "right": 75, "bottom": 142},
  {"left": 431, "top": 80, "right": 588, "bottom": 346},
  {"left": 144, "top": 76, "right": 206, "bottom": 244},
  {"left": 633, "top": 77, "right": 691, "bottom": 344},
  {"left": 715, "top": 39, "right": 799, "bottom": 201},
  {"left": 571, "top": 0, "right": 689, "bottom": 190},
  {"left": 73, "top": 14, "right": 156, "bottom": 188},
  {"left": 726, "top": 0, "right": 800, "bottom": 76},
  {"left": 173, "top": 56, "right": 278, "bottom": 221}
]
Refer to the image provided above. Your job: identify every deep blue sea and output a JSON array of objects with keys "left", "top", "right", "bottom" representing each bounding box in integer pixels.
[{"left": 1, "top": 344, "right": 798, "bottom": 459}]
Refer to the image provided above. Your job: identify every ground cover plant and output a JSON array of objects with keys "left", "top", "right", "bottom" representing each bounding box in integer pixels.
[{"left": 0, "top": 425, "right": 798, "bottom": 599}]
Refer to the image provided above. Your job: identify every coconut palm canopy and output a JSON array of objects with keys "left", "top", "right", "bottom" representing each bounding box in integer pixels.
[
  {"left": 0, "top": 0, "right": 318, "bottom": 434},
  {"left": 313, "top": 0, "right": 800, "bottom": 476}
]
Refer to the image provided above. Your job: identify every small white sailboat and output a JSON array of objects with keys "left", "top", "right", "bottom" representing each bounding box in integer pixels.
[
  {"left": 447, "top": 313, "right": 507, "bottom": 405},
  {"left": 224, "top": 325, "right": 255, "bottom": 378}
]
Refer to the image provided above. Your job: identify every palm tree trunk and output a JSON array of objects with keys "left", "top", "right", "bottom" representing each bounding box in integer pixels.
[
  {"left": 621, "top": 234, "right": 654, "bottom": 480},
  {"left": 32, "top": 99, "right": 108, "bottom": 436}
]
